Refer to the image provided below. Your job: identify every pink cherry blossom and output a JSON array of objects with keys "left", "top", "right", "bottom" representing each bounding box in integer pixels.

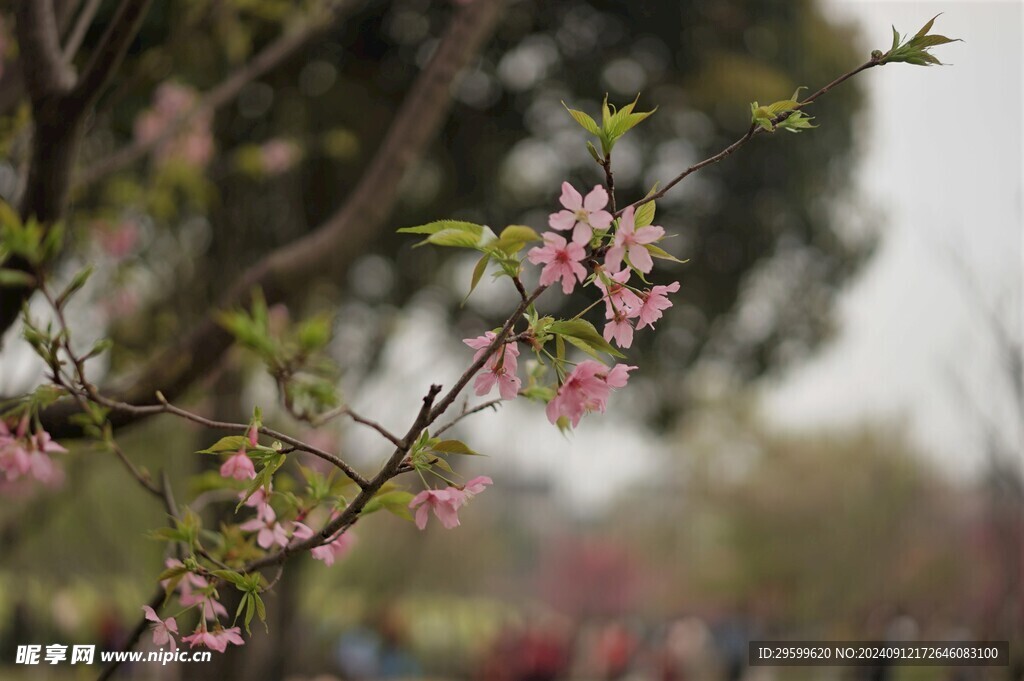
[
  {"left": 240, "top": 485, "right": 271, "bottom": 509},
  {"left": 310, "top": 532, "right": 357, "bottom": 566},
  {"left": 545, "top": 360, "right": 637, "bottom": 428},
  {"left": 548, "top": 182, "right": 614, "bottom": 244},
  {"left": 604, "top": 309, "right": 634, "bottom": 348},
  {"left": 260, "top": 138, "right": 301, "bottom": 175},
  {"left": 605, "top": 206, "right": 665, "bottom": 274},
  {"left": 462, "top": 476, "right": 492, "bottom": 500},
  {"left": 240, "top": 504, "right": 289, "bottom": 549},
  {"left": 95, "top": 219, "right": 140, "bottom": 259},
  {"left": 219, "top": 448, "right": 256, "bottom": 480},
  {"left": 464, "top": 332, "right": 521, "bottom": 400},
  {"left": 247, "top": 425, "right": 259, "bottom": 447},
  {"left": 0, "top": 420, "right": 66, "bottom": 486},
  {"left": 133, "top": 82, "right": 214, "bottom": 169},
  {"left": 594, "top": 269, "right": 642, "bottom": 319},
  {"left": 182, "top": 626, "right": 244, "bottom": 653},
  {"left": 636, "top": 281, "right": 680, "bottom": 330},
  {"left": 142, "top": 606, "right": 178, "bottom": 651},
  {"left": 409, "top": 488, "right": 463, "bottom": 530},
  {"left": 527, "top": 232, "right": 588, "bottom": 294},
  {"left": 161, "top": 560, "right": 227, "bottom": 621}
]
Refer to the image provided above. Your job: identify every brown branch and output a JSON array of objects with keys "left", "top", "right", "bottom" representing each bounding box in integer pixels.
[
  {"left": 70, "top": 0, "right": 153, "bottom": 111},
  {"left": 340, "top": 408, "right": 404, "bottom": 448},
  {"left": 0, "top": 0, "right": 153, "bottom": 339},
  {"left": 434, "top": 399, "right": 502, "bottom": 437},
  {"left": 244, "top": 282, "right": 545, "bottom": 572},
  {"left": 62, "top": 0, "right": 104, "bottom": 61},
  {"left": 15, "top": 1, "right": 75, "bottom": 101},
  {"left": 76, "top": 0, "right": 366, "bottom": 188},
  {"left": 40, "top": 0, "right": 507, "bottom": 439}
]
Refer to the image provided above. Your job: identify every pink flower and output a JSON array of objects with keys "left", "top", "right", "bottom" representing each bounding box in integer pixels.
[
  {"left": 545, "top": 360, "right": 637, "bottom": 428},
  {"left": 310, "top": 532, "right": 357, "bottom": 567},
  {"left": 240, "top": 485, "right": 271, "bottom": 508},
  {"left": 527, "top": 233, "right": 588, "bottom": 294},
  {"left": 464, "top": 332, "right": 521, "bottom": 400},
  {"left": 548, "top": 182, "right": 614, "bottom": 244},
  {"left": 95, "top": 219, "right": 140, "bottom": 259},
  {"left": 594, "top": 269, "right": 642, "bottom": 319},
  {"left": 182, "top": 626, "right": 244, "bottom": 653},
  {"left": 259, "top": 139, "right": 300, "bottom": 175},
  {"left": 246, "top": 425, "right": 259, "bottom": 448},
  {"left": 0, "top": 420, "right": 66, "bottom": 486},
  {"left": 142, "top": 606, "right": 178, "bottom": 652},
  {"left": 220, "top": 448, "right": 256, "bottom": 480},
  {"left": 161, "top": 560, "right": 228, "bottom": 621},
  {"left": 636, "top": 281, "right": 680, "bottom": 330},
  {"left": 133, "top": 82, "right": 214, "bottom": 169},
  {"left": 409, "top": 488, "right": 463, "bottom": 530},
  {"left": 604, "top": 309, "right": 634, "bottom": 348},
  {"left": 239, "top": 504, "right": 288, "bottom": 549},
  {"left": 605, "top": 206, "right": 665, "bottom": 274},
  {"left": 462, "top": 476, "right": 492, "bottom": 500}
]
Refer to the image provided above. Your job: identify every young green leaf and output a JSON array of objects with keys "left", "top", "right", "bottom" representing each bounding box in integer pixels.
[{"left": 561, "top": 102, "right": 601, "bottom": 135}]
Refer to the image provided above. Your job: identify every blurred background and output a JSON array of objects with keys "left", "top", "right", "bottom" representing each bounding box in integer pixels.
[{"left": 0, "top": 0, "right": 1020, "bottom": 679}]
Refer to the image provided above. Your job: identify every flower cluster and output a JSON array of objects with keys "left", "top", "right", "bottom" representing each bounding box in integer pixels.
[
  {"left": 152, "top": 559, "right": 243, "bottom": 653},
  {"left": 464, "top": 179, "right": 680, "bottom": 427},
  {"left": 220, "top": 423, "right": 358, "bottom": 567},
  {"left": 464, "top": 331, "right": 521, "bottom": 400},
  {"left": 0, "top": 417, "right": 66, "bottom": 486},
  {"left": 409, "top": 475, "right": 492, "bottom": 530},
  {"left": 546, "top": 361, "right": 636, "bottom": 428}
]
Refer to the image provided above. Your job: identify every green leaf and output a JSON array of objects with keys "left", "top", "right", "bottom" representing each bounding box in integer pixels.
[
  {"left": 634, "top": 196, "right": 656, "bottom": 229},
  {"left": 549, "top": 319, "right": 624, "bottom": 358},
  {"left": 0, "top": 269, "right": 35, "bottom": 288},
  {"left": 561, "top": 102, "right": 601, "bottom": 135},
  {"left": 495, "top": 224, "right": 541, "bottom": 254},
  {"left": 398, "top": 219, "right": 485, "bottom": 236},
  {"left": 55, "top": 267, "right": 93, "bottom": 308},
  {"left": 644, "top": 243, "right": 687, "bottom": 264},
  {"left": 212, "top": 570, "right": 248, "bottom": 587},
  {"left": 362, "top": 490, "right": 413, "bottom": 521},
  {"left": 197, "top": 435, "right": 248, "bottom": 454},
  {"left": 431, "top": 439, "right": 480, "bottom": 455},
  {"left": 914, "top": 14, "right": 939, "bottom": 39},
  {"left": 156, "top": 564, "right": 189, "bottom": 583},
  {"left": 466, "top": 253, "right": 490, "bottom": 302},
  {"left": 561, "top": 334, "right": 602, "bottom": 360}
]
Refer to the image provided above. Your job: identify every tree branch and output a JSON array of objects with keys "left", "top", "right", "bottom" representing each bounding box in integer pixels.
[
  {"left": 15, "top": 1, "right": 75, "bottom": 102},
  {"left": 75, "top": 0, "right": 367, "bottom": 189},
  {"left": 0, "top": 0, "right": 154, "bottom": 340},
  {"left": 40, "top": 0, "right": 508, "bottom": 438},
  {"left": 69, "top": 0, "right": 153, "bottom": 112}
]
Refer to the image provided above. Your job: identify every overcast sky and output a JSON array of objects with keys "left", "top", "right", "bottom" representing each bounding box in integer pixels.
[{"left": 766, "top": 0, "right": 1022, "bottom": 478}]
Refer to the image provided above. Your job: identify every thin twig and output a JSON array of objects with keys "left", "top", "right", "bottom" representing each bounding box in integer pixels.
[
  {"left": 341, "top": 408, "right": 404, "bottom": 448},
  {"left": 601, "top": 151, "right": 617, "bottom": 214},
  {"left": 62, "top": 0, "right": 104, "bottom": 61},
  {"left": 434, "top": 399, "right": 502, "bottom": 437},
  {"left": 616, "top": 59, "right": 879, "bottom": 218}
]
